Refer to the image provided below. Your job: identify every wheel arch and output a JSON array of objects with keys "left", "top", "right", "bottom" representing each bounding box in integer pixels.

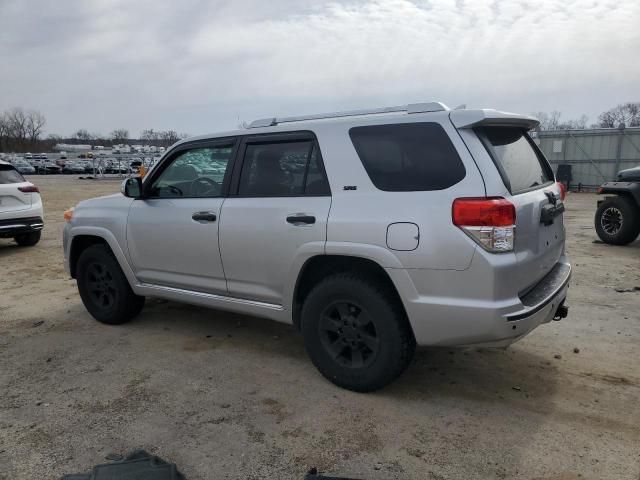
[
  {"left": 598, "top": 182, "right": 640, "bottom": 208},
  {"left": 68, "top": 227, "right": 138, "bottom": 289},
  {"left": 291, "top": 254, "right": 410, "bottom": 332},
  {"left": 69, "top": 235, "right": 108, "bottom": 278}
]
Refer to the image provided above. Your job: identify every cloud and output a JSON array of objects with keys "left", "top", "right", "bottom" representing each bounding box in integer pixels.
[{"left": 0, "top": 0, "right": 638, "bottom": 136}]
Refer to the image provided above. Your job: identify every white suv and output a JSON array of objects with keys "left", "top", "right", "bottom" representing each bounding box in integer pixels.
[
  {"left": 63, "top": 102, "right": 571, "bottom": 391},
  {"left": 0, "top": 160, "right": 44, "bottom": 246}
]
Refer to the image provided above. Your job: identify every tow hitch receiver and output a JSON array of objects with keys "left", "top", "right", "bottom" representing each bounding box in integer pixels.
[{"left": 553, "top": 303, "right": 569, "bottom": 321}]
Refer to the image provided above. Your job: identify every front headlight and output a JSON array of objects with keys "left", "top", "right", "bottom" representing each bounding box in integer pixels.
[{"left": 63, "top": 207, "right": 74, "bottom": 222}]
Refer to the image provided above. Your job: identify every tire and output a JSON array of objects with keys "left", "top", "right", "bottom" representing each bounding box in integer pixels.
[
  {"left": 595, "top": 196, "right": 640, "bottom": 245},
  {"left": 76, "top": 244, "right": 145, "bottom": 325},
  {"left": 14, "top": 231, "right": 41, "bottom": 246},
  {"left": 301, "top": 273, "right": 415, "bottom": 392}
]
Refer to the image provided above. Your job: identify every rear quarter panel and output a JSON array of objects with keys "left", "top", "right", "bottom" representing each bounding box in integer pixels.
[{"left": 316, "top": 114, "right": 485, "bottom": 271}]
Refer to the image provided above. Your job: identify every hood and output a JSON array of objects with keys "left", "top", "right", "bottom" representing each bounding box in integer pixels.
[
  {"left": 77, "top": 192, "right": 128, "bottom": 209},
  {"left": 617, "top": 166, "right": 640, "bottom": 182}
]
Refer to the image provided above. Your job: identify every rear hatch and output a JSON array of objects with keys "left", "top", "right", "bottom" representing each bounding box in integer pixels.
[
  {"left": 0, "top": 164, "right": 33, "bottom": 213},
  {"left": 475, "top": 126, "right": 565, "bottom": 293}
]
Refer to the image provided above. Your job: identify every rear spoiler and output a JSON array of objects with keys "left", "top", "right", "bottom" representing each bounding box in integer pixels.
[{"left": 449, "top": 109, "right": 539, "bottom": 130}]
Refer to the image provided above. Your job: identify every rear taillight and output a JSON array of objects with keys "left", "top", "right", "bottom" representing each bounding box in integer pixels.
[
  {"left": 452, "top": 197, "right": 516, "bottom": 253},
  {"left": 557, "top": 181, "right": 567, "bottom": 201},
  {"left": 18, "top": 184, "right": 39, "bottom": 193}
]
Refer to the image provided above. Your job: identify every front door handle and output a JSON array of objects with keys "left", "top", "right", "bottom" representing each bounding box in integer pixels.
[
  {"left": 286, "top": 214, "right": 316, "bottom": 225},
  {"left": 192, "top": 211, "right": 217, "bottom": 222}
]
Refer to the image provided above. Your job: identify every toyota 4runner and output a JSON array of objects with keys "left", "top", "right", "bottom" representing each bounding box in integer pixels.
[{"left": 63, "top": 102, "right": 571, "bottom": 391}]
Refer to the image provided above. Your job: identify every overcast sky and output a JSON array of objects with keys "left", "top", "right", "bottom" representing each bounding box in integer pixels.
[{"left": 1, "top": 0, "right": 638, "bottom": 137}]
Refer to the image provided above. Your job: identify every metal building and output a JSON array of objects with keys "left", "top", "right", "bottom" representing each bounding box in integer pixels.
[{"left": 534, "top": 127, "right": 640, "bottom": 189}]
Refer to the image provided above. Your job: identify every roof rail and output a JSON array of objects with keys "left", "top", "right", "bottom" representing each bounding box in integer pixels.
[{"left": 247, "top": 102, "right": 449, "bottom": 128}]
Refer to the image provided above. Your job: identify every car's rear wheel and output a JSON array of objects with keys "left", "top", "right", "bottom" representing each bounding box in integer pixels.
[
  {"left": 595, "top": 196, "right": 640, "bottom": 245},
  {"left": 301, "top": 273, "right": 415, "bottom": 392},
  {"left": 76, "top": 244, "right": 145, "bottom": 324},
  {"left": 14, "top": 231, "right": 41, "bottom": 246}
]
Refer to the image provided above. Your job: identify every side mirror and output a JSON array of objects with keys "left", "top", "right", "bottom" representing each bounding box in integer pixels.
[{"left": 121, "top": 177, "right": 143, "bottom": 199}]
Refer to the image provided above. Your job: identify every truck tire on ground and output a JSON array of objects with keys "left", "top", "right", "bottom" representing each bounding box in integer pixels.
[
  {"left": 76, "top": 244, "right": 145, "bottom": 324},
  {"left": 14, "top": 231, "right": 41, "bottom": 247},
  {"left": 301, "top": 273, "right": 415, "bottom": 392},
  {"left": 595, "top": 196, "right": 640, "bottom": 245}
]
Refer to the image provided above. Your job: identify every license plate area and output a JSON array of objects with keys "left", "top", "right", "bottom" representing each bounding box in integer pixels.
[{"left": 538, "top": 219, "right": 564, "bottom": 251}]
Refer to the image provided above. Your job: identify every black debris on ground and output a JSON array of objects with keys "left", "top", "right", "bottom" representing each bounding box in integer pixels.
[
  {"left": 305, "top": 467, "right": 363, "bottom": 480},
  {"left": 61, "top": 450, "right": 185, "bottom": 480}
]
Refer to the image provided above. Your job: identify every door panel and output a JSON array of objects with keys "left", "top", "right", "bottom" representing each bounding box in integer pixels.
[
  {"left": 219, "top": 134, "right": 332, "bottom": 304},
  {"left": 219, "top": 197, "right": 330, "bottom": 303},
  {"left": 127, "top": 198, "right": 226, "bottom": 293},
  {"left": 126, "top": 141, "right": 236, "bottom": 294}
]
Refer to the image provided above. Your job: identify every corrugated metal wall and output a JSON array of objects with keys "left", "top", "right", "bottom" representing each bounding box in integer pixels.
[{"left": 534, "top": 127, "right": 640, "bottom": 189}]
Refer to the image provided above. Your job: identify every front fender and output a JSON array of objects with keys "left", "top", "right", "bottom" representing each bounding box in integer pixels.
[
  {"left": 598, "top": 182, "right": 640, "bottom": 207},
  {"left": 66, "top": 226, "right": 139, "bottom": 289}
]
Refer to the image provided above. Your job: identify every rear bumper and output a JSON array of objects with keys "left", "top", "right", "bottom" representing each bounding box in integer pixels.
[
  {"left": 389, "top": 256, "right": 571, "bottom": 347},
  {"left": 506, "top": 262, "right": 571, "bottom": 321},
  {"left": 0, "top": 216, "right": 44, "bottom": 238}
]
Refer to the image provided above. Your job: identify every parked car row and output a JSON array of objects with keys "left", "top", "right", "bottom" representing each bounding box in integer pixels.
[
  {"left": 0, "top": 152, "right": 164, "bottom": 176},
  {"left": 24, "top": 153, "right": 48, "bottom": 160}
]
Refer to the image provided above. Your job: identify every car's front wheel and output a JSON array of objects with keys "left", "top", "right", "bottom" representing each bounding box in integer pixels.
[
  {"left": 595, "top": 196, "right": 640, "bottom": 245},
  {"left": 301, "top": 273, "right": 415, "bottom": 392},
  {"left": 14, "top": 231, "right": 41, "bottom": 246},
  {"left": 76, "top": 244, "right": 145, "bottom": 324}
]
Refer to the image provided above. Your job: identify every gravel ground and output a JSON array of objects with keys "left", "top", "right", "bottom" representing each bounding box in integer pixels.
[{"left": 1, "top": 176, "right": 639, "bottom": 480}]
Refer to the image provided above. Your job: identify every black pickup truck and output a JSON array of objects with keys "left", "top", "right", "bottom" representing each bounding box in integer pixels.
[{"left": 595, "top": 166, "right": 640, "bottom": 245}]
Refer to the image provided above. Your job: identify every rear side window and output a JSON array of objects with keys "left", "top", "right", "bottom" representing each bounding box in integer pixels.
[
  {"left": 238, "top": 140, "right": 330, "bottom": 197},
  {"left": 477, "top": 127, "right": 553, "bottom": 194},
  {"left": 349, "top": 123, "right": 466, "bottom": 192},
  {"left": 0, "top": 165, "right": 25, "bottom": 184}
]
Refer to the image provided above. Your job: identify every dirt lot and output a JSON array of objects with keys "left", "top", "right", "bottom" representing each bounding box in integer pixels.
[{"left": 1, "top": 176, "right": 639, "bottom": 480}]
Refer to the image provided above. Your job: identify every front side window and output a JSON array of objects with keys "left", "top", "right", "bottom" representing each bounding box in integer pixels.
[
  {"left": 238, "top": 140, "right": 329, "bottom": 196},
  {"left": 0, "top": 165, "right": 25, "bottom": 184},
  {"left": 149, "top": 145, "right": 233, "bottom": 198},
  {"left": 477, "top": 127, "right": 553, "bottom": 194},
  {"left": 349, "top": 122, "right": 466, "bottom": 191}
]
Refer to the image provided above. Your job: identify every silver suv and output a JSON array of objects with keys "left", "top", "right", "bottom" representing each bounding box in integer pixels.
[{"left": 63, "top": 102, "right": 571, "bottom": 391}]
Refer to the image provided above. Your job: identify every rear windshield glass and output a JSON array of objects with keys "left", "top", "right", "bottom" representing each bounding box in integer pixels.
[
  {"left": 0, "top": 165, "right": 25, "bottom": 184},
  {"left": 477, "top": 127, "right": 553, "bottom": 194},
  {"left": 349, "top": 123, "right": 466, "bottom": 191}
]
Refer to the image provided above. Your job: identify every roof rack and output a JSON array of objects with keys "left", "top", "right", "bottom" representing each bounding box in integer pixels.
[{"left": 247, "top": 102, "right": 449, "bottom": 128}]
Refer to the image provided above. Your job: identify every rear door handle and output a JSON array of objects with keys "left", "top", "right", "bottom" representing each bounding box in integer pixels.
[
  {"left": 286, "top": 214, "right": 316, "bottom": 225},
  {"left": 192, "top": 211, "right": 217, "bottom": 222}
]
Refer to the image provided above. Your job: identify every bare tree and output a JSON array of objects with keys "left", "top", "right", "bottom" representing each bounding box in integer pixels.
[
  {"left": 532, "top": 111, "right": 562, "bottom": 130},
  {"left": 557, "top": 114, "right": 588, "bottom": 130},
  {"left": 141, "top": 129, "right": 158, "bottom": 141},
  {"left": 25, "top": 110, "right": 46, "bottom": 144},
  {"left": 158, "top": 130, "right": 180, "bottom": 145},
  {"left": 74, "top": 129, "right": 93, "bottom": 141},
  {"left": 597, "top": 102, "right": 640, "bottom": 128},
  {"left": 532, "top": 111, "right": 589, "bottom": 130},
  {"left": 5, "top": 107, "right": 28, "bottom": 143},
  {"left": 0, "top": 108, "right": 47, "bottom": 150},
  {"left": 110, "top": 128, "right": 129, "bottom": 142},
  {"left": 0, "top": 112, "right": 8, "bottom": 151}
]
